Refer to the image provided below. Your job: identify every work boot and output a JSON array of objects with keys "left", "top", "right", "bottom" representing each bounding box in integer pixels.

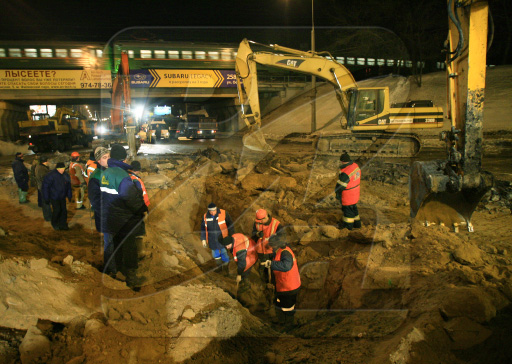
[
  {"left": 283, "top": 312, "right": 295, "bottom": 331},
  {"left": 338, "top": 221, "right": 353, "bottom": 230},
  {"left": 214, "top": 258, "right": 223, "bottom": 273},
  {"left": 126, "top": 269, "right": 146, "bottom": 290},
  {"left": 221, "top": 263, "right": 230, "bottom": 277},
  {"left": 275, "top": 309, "right": 286, "bottom": 325},
  {"left": 135, "top": 237, "right": 146, "bottom": 261},
  {"left": 353, "top": 220, "right": 362, "bottom": 229}
]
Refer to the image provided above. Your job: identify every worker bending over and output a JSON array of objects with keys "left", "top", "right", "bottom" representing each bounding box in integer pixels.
[
  {"left": 262, "top": 234, "right": 301, "bottom": 329},
  {"left": 221, "top": 233, "right": 258, "bottom": 284}
]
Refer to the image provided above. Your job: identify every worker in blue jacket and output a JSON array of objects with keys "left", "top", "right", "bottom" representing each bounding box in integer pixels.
[{"left": 42, "top": 162, "right": 72, "bottom": 231}]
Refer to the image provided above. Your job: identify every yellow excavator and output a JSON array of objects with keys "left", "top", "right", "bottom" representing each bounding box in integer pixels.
[
  {"left": 235, "top": 39, "right": 444, "bottom": 156},
  {"left": 410, "top": 0, "right": 493, "bottom": 231},
  {"left": 18, "top": 107, "right": 93, "bottom": 152}
]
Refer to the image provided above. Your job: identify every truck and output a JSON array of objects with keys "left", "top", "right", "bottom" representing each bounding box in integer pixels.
[
  {"left": 18, "top": 107, "right": 93, "bottom": 152},
  {"left": 177, "top": 109, "right": 218, "bottom": 139},
  {"left": 146, "top": 118, "right": 170, "bottom": 143},
  {"left": 235, "top": 39, "right": 444, "bottom": 156}
]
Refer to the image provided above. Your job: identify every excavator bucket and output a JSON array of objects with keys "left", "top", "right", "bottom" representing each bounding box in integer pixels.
[
  {"left": 410, "top": 161, "right": 493, "bottom": 231},
  {"left": 242, "top": 127, "right": 273, "bottom": 152}
]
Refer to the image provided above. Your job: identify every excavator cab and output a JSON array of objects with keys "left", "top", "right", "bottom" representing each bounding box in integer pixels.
[
  {"left": 409, "top": 0, "right": 492, "bottom": 231},
  {"left": 346, "top": 88, "right": 385, "bottom": 128}
]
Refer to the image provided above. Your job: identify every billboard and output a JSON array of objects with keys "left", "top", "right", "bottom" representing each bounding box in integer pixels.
[
  {"left": 0, "top": 70, "right": 111, "bottom": 89},
  {"left": 154, "top": 105, "right": 171, "bottom": 116},
  {"left": 130, "top": 69, "right": 237, "bottom": 88},
  {"left": 30, "top": 105, "right": 56, "bottom": 116}
]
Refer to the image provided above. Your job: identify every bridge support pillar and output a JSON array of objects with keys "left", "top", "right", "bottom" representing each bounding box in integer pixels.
[{"left": 0, "top": 102, "right": 26, "bottom": 142}]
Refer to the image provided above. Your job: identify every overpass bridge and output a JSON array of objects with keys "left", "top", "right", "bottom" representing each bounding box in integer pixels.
[
  {"left": 0, "top": 40, "right": 317, "bottom": 141},
  {"left": 0, "top": 39, "right": 443, "bottom": 141}
]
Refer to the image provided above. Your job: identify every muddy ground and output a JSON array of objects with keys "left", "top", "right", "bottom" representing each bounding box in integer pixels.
[{"left": 0, "top": 134, "right": 511, "bottom": 364}]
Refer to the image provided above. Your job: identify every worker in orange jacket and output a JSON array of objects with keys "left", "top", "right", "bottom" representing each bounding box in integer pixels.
[
  {"left": 334, "top": 152, "right": 361, "bottom": 230},
  {"left": 69, "top": 151, "right": 87, "bottom": 209},
  {"left": 221, "top": 233, "right": 258, "bottom": 283},
  {"left": 85, "top": 151, "right": 98, "bottom": 182},
  {"left": 251, "top": 208, "right": 284, "bottom": 282},
  {"left": 262, "top": 234, "right": 301, "bottom": 329}
]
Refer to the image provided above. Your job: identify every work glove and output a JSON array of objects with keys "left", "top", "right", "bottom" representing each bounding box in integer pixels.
[
  {"left": 256, "top": 231, "right": 264, "bottom": 238},
  {"left": 201, "top": 240, "right": 207, "bottom": 248},
  {"left": 262, "top": 260, "right": 272, "bottom": 269},
  {"left": 236, "top": 275, "right": 242, "bottom": 283}
]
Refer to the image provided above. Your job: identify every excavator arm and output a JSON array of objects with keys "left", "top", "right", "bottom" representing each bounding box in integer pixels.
[
  {"left": 110, "top": 51, "right": 132, "bottom": 132},
  {"left": 409, "top": 0, "right": 492, "bottom": 231},
  {"left": 235, "top": 39, "right": 357, "bottom": 151},
  {"left": 106, "top": 51, "right": 138, "bottom": 156}
]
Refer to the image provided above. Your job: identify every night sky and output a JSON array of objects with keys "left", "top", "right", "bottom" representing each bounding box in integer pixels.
[{"left": 1, "top": 0, "right": 511, "bottom": 64}]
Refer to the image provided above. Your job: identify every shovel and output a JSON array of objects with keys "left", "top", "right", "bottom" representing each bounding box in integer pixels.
[{"left": 266, "top": 265, "right": 274, "bottom": 308}]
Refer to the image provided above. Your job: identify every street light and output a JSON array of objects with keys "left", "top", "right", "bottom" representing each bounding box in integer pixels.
[{"left": 310, "top": 0, "right": 317, "bottom": 133}]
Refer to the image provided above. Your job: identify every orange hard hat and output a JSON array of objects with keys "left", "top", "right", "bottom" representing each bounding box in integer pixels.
[
  {"left": 255, "top": 209, "right": 268, "bottom": 222},
  {"left": 71, "top": 151, "right": 80, "bottom": 158}
]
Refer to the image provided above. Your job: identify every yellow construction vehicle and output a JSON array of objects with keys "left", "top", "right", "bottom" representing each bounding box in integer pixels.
[
  {"left": 235, "top": 39, "right": 444, "bottom": 156},
  {"left": 410, "top": 0, "right": 493, "bottom": 231},
  {"left": 18, "top": 107, "right": 93, "bottom": 152}
]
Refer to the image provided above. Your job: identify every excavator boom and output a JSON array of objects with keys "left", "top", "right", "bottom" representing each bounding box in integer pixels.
[
  {"left": 110, "top": 51, "right": 132, "bottom": 131},
  {"left": 235, "top": 39, "right": 356, "bottom": 151},
  {"left": 235, "top": 39, "right": 443, "bottom": 156}
]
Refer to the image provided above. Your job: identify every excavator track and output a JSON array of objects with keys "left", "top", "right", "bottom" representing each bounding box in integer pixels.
[{"left": 315, "top": 131, "right": 422, "bottom": 158}]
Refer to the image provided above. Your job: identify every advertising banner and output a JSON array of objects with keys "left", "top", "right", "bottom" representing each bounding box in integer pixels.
[
  {"left": 130, "top": 69, "right": 237, "bottom": 88},
  {"left": 0, "top": 69, "right": 112, "bottom": 89}
]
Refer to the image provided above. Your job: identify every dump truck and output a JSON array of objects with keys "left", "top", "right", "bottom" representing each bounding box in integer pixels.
[{"left": 178, "top": 109, "right": 218, "bottom": 139}]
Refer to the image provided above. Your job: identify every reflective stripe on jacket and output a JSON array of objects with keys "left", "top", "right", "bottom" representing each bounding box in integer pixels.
[
  {"left": 69, "top": 161, "right": 86, "bottom": 186},
  {"left": 130, "top": 173, "right": 150, "bottom": 206},
  {"left": 255, "top": 218, "right": 280, "bottom": 254},
  {"left": 203, "top": 209, "right": 229, "bottom": 245},
  {"left": 273, "top": 247, "right": 301, "bottom": 292},
  {"left": 232, "top": 233, "right": 258, "bottom": 272},
  {"left": 86, "top": 160, "right": 98, "bottom": 182},
  {"left": 338, "top": 162, "right": 360, "bottom": 206}
]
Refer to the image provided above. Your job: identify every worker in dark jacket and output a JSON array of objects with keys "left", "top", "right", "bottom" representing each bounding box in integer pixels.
[
  {"left": 262, "top": 234, "right": 301, "bottom": 329},
  {"left": 88, "top": 147, "right": 117, "bottom": 276},
  {"left": 128, "top": 160, "right": 149, "bottom": 261},
  {"left": 12, "top": 152, "right": 29, "bottom": 203},
  {"left": 42, "top": 162, "right": 72, "bottom": 230},
  {"left": 100, "top": 144, "right": 147, "bottom": 289},
  {"left": 201, "top": 203, "right": 234, "bottom": 275},
  {"left": 334, "top": 152, "right": 361, "bottom": 230},
  {"left": 34, "top": 156, "right": 51, "bottom": 221}
]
